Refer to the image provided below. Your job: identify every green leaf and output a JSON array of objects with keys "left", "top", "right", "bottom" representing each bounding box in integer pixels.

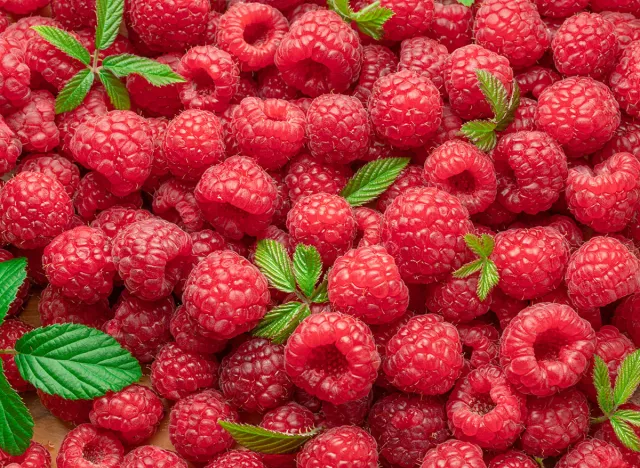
[
  {"left": 610, "top": 415, "right": 640, "bottom": 452},
  {"left": 0, "top": 364, "right": 33, "bottom": 456},
  {"left": 460, "top": 120, "right": 497, "bottom": 152},
  {"left": 31, "top": 26, "right": 91, "bottom": 66},
  {"left": 495, "top": 81, "right": 521, "bottom": 132},
  {"left": 463, "top": 233, "right": 486, "bottom": 258},
  {"left": 457, "top": 0, "right": 474, "bottom": 5},
  {"left": 476, "top": 69, "right": 509, "bottom": 123},
  {"left": 593, "top": 355, "right": 615, "bottom": 415},
  {"left": 0, "top": 258, "right": 27, "bottom": 326},
  {"left": 14, "top": 323, "right": 142, "bottom": 400},
  {"left": 452, "top": 259, "right": 483, "bottom": 279},
  {"left": 293, "top": 244, "right": 323, "bottom": 298},
  {"left": 95, "top": 0, "right": 125, "bottom": 50},
  {"left": 352, "top": 2, "right": 394, "bottom": 41},
  {"left": 340, "top": 157, "right": 410, "bottom": 207},
  {"left": 613, "top": 349, "right": 640, "bottom": 407},
  {"left": 102, "top": 54, "right": 186, "bottom": 86},
  {"left": 327, "top": 0, "right": 353, "bottom": 21},
  {"left": 55, "top": 69, "right": 94, "bottom": 114},
  {"left": 218, "top": 421, "right": 319, "bottom": 454},
  {"left": 477, "top": 260, "right": 499, "bottom": 301},
  {"left": 98, "top": 68, "right": 130, "bottom": 110},
  {"left": 614, "top": 409, "right": 640, "bottom": 427},
  {"left": 254, "top": 240, "right": 297, "bottom": 294},
  {"left": 310, "top": 279, "right": 328, "bottom": 304},
  {"left": 253, "top": 302, "right": 310, "bottom": 345}
]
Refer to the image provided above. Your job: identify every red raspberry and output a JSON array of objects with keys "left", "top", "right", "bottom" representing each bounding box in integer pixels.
[
  {"left": 350, "top": 45, "right": 398, "bottom": 104},
  {"left": 5, "top": 90, "right": 59, "bottom": 153},
  {"left": 287, "top": 3, "right": 325, "bottom": 25},
  {"left": 195, "top": 156, "right": 277, "bottom": 239},
  {"left": 556, "top": 439, "right": 628, "bottom": 468},
  {"left": 122, "top": 446, "right": 188, "bottom": 468},
  {"left": 594, "top": 119, "right": 640, "bottom": 165},
  {"left": 458, "top": 322, "right": 499, "bottom": 374},
  {"left": 0, "top": 442, "right": 51, "bottom": 468},
  {"left": 169, "top": 389, "right": 238, "bottom": 462},
  {"left": 38, "top": 390, "right": 92, "bottom": 425},
  {"left": 297, "top": 426, "right": 378, "bottom": 468},
  {"left": 50, "top": 0, "right": 96, "bottom": 33},
  {"left": 319, "top": 392, "right": 372, "bottom": 429},
  {"left": 614, "top": 293, "right": 640, "bottom": 347},
  {"left": 428, "top": 0, "right": 473, "bottom": 52},
  {"left": 536, "top": 77, "right": 620, "bottom": 158},
  {"left": 39, "top": 285, "right": 112, "bottom": 328},
  {"left": 17, "top": 154, "right": 80, "bottom": 198},
  {"left": 178, "top": 46, "right": 239, "bottom": 112},
  {"left": 232, "top": 97, "right": 305, "bottom": 169},
  {"left": 170, "top": 305, "right": 229, "bottom": 354},
  {"left": 286, "top": 193, "right": 357, "bottom": 266},
  {"left": 26, "top": 30, "right": 86, "bottom": 90},
  {"left": 0, "top": 16, "right": 59, "bottom": 47},
  {"left": 0, "top": 39, "right": 30, "bottom": 115},
  {"left": 397, "top": 37, "right": 448, "bottom": 95},
  {"left": 261, "top": 401, "right": 315, "bottom": 432},
  {"left": 284, "top": 154, "right": 352, "bottom": 203},
  {"left": 274, "top": 10, "right": 362, "bottom": 97},
  {"left": 183, "top": 249, "right": 270, "bottom": 339},
  {"left": 566, "top": 237, "right": 640, "bottom": 309},
  {"left": 367, "top": 0, "right": 434, "bottom": 41},
  {"left": 0, "top": 118, "right": 21, "bottom": 177},
  {"left": 205, "top": 451, "right": 266, "bottom": 468},
  {"left": 269, "top": 172, "right": 292, "bottom": 228},
  {"left": 257, "top": 66, "right": 300, "bottom": 100},
  {"left": 602, "top": 11, "right": 640, "bottom": 53},
  {"left": 376, "top": 165, "right": 425, "bottom": 212},
  {"left": 421, "top": 440, "right": 486, "bottom": 468},
  {"left": 285, "top": 312, "right": 379, "bottom": 404},
  {"left": 566, "top": 153, "right": 640, "bottom": 233},
  {"left": 381, "top": 186, "right": 472, "bottom": 284},
  {"left": 152, "top": 179, "right": 205, "bottom": 232},
  {"left": 426, "top": 275, "right": 492, "bottom": 323},
  {"left": 444, "top": 44, "right": 514, "bottom": 120},
  {"left": 472, "top": 200, "right": 517, "bottom": 230},
  {"left": 56, "top": 424, "right": 124, "bottom": 468},
  {"left": 353, "top": 207, "right": 382, "bottom": 247},
  {"left": 532, "top": 282, "right": 602, "bottom": 330},
  {"left": 500, "top": 97, "right": 537, "bottom": 135},
  {"left": 532, "top": 0, "right": 588, "bottom": 18},
  {"left": 516, "top": 66, "right": 561, "bottom": 99},
  {"left": 90, "top": 207, "right": 154, "bottom": 240},
  {"left": 592, "top": 0, "right": 640, "bottom": 12},
  {"left": 0, "top": 320, "right": 33, "bottom": 391},
  {"left": 143, "top": 117, "right": 172, "bottom": 192},
  {"left": 126, "top": 54, "right": 183, "bottom": 118},
  {"left": 75, "top": 173, "right": 143, "bottom": 221},
  {"left": 2, "top": 0, "right": 49, "bottom": 14},
  {"left": 488, "top": 451, "right": 537, "bottom": 468},
  {"left": 176, "top": 229, "right": 229, "bottom": 292},
  {"left": 500, "top": 302, "right": 596, "bottom": 396},
  {"left": 127, "top": 0, "right": 209, "bottom": 52}
]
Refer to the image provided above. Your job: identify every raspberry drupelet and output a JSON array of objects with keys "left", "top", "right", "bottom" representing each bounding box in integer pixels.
[
  {"left": 56, "top": 424, "right": 124, "bottom": 468},
  {"left": 297, "top": 426, "right": 378, "bottom": 468},
  {"left": 0, "top": 117, "right": 21, "bottom": 177},
  {"left": 421, "top": 439, "right": 486, "bottom": 468},
  {"left": 90, "top": 207, "right": 154, "bottom": 240},
  {"left": 515, "top": 66, "right": 560, "bottom": 99},
  {"left": 398, "top": 37, "right": 448, "bottom": 94},
  {"left": 458, "top": 322, "right": 500, "bottom": 374},
  {"left": 353, "top": 207, "right": 382, "bottom": 247}
]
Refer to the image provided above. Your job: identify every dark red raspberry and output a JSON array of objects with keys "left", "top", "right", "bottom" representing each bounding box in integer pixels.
[
  {"left": 458, "top": 322, "right": 499, "bottom": 374},
  {"left": 426, "top": 275, "right": 492, "bottom": 323},
  {"left": 376, "top": 165, "right": 424, "bottom": 212},
  {"left": 611, "top": 40, "right": 640, "bottom": 118},
  {"left": 257, "top": 66, "right": 300, "bottom": 100},
  {"left": 319, "top": 392, "right": 372, "bottom": 429},
  {"left": 592, "top": 0, "right": 640, "bottom": 12},
  {"left": 56, "top": 424, "right": 124, "bottom": 468},
  {"left": 169, "top": 389, "right": 238, "bottom": 462},
  {"left": 602, "top": 11, "right": 640, "bottom": 53},
  {"left": 594, "top": 119, "right": 640, "bottom": 165},
  {"left": 421, "top": 440, "right": 486, "bottom": 468},
  {"left": 75, "top": 173, "right": 143, "bottom": 221},
  {"left": 231, "top": 97, "right": 305, "bottom": 169},
  {"left": 143, "top": 117, "right": 172, "bottom": 192},
  {"left": 472, "top": 200, "right": 517, "bottom": 230},
  {"left": 17, "top": 153, "right": 80, "bottom": 198},
  {"left": 274, "top": 10, "right": 362, "bottom": 97},
  {"left": 0, "top": 441, "right": 51, "bottom": 468},
  {"left": 297, "top": 426, "right": 378, "bottom": 468},
  {"left": 566, "top": 237, "right": 640, "bottom": 309},
  {"left": 26, "top": 30, "right": 86, "bottom": 90},
  {"left": 488, "top": 451, "right": 537, "bottom": 468},
  {"left": 152, "top": 179, "right": 205, "bottom": 232},
  {"left": 500, "top": 302, "right": 596, "bottom": 396},
  {"left": 126, "top": 54, "right": 183, "bottom": 118},
  {"left": 557, "top": 439, "right": 629, "bottom": 468},
  {"left": 350, "top": 45, "right": 398, "bottom": 104},
  {"left": 489, "top": 289, "right": 527, "bottom": 330},
  {"left": 176, "top": 229, "right": 229, "bottom": 293},
  {"left": 261, "top": 402, "right": 316, "bottom": 434},
  {"left": 0, "top": 320, "right": 34, "bottom": 392},
  {"left": 516, "top": 66, "right": 560, "bottom": 99},
  {"left": 500, "top": 97, "right": 537, "bottom": 135},
  {"left": 269, "top": 172, "right": 292, "bottom": 228},
  {"left": 170, "top": 305, "right": 229, "bottom": 354},
  {"left": 205, "top": 451, "right": 266, "bottom": 468},
  {"left": 121, "top": 446, "right": 187, "bottom": 468},
  {"left": 90, "top": 207, "right": 154, "bottom": 240},
  {"left": 0, "top": 39, "right": 30, "bottom": 116},
  {"left": 284, "top": 154, "right": 352, "bottom": 203},
  {"left": 428, "top": 0, "right": 473, "bottom": 52},
  {"left": 38, "top": 390, "right": 92, "bottom": 425},
  {"left": 353, "top": 207, "right": 382, "bottom": 247},
  {"left": 5, "top": 90, "right": 59, "bottom": 153},
  {"left": 444, "top": 44, "right": 514, "bottom": 120},
  {"left": 287, "top": 3, "right": 325, "bottom": 25},
  {"left": 39, "top": 285, "right": 112, "bottom": 328},
  {"left": 532, "top": 0, "right": 588, "bottom": 17},
  {"left": 0, "top": 117, "right": 21, "bottom": 177}
]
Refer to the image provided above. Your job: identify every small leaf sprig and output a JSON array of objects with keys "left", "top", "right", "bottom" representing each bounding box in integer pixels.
[
  {"left": 452, "top": 233, "right": 499, "bottom": 301},
  {"left": 218, "top": 421, "right": 319, "bottom": 454},
  {"left": 32, "top": 0, "right": 185, "bottom": 114},
  {"left": 328, "top": 0, "right": 394, "bottom": 40},
  {"left": 456, "top": 0, "right": 475, "bottom": 6},
  {"left": 459, "top": 69, "right": 520, "bottom": 152}
]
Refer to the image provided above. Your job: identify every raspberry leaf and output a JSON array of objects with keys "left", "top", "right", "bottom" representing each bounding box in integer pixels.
[
  {"left": 293, "top": 244, "right": 323, "bottom": 298},
  {"left": 593, "top": 355, "right": 615, "bottom": 415},
  {"left": 457, "top": 0, "right": 474, "bottom": 6},
  {"left": 478, "top": 260, "right": 499, "bottom": 301},
  {"left": 253, "top": 302, "right": 311, "bottom": 344},
  {"left": 495, "top": 81, "right": 521, "bottom": 132},
  {"left": 340, "top": 157, "right": 411, "bottom": 207},
  {"left": 351, "top": 2, "right": 394, "bottom": 41},
  {"left": 95, "top": 0, "right": 125, "bottom": 51},
  {"left": 98, "top": 68, "right": 131, "bottom": 110},
  {"left": 311, "top": 278, "right": 329, "bottom": 304},
  {"left": 613, "top": 349, "right": 640, "bottom": 407},
  {"left": 255, "top": 240, "right": 297, "bottom": 294},
  {"left": 218, "top": 421, "right": 319, "bottom": 454},
  {"left": 614, "top": 409, "right": 640, "bottom": 427},
  {"left": 0, "top": 258, "right": 27, "bottom": 326},
  {"left": 14, "top": 323, "right": 142, "bottom": 400},
  {"left": 460, "top": 120, "right": 497, "bottom": 152},
  {"left": 328, "top": 0, "right": 354, "bottom": 21},
  {"left": 610, "top": 415, "right": 640, "bottom": 452},
  {"left": 31, "top": 26, "right": 92, "bottom": 66},
  {"left": 476, "top": 69, "right": 509, "bottom": 123},
  {"left": 454, "top": 233, "right": 499, "bottom": 301},
  {"left": 452, "top": 259, "right": 483, "bottom": 278},
  {"left": 55, "top": 69, "right": 95, "bottom": 114},
  {"left": 102, "top": 54, "right": 186, "bottom": 86},
  {"left": 0, "top": 366, "right": 33, "bottom": 456}
]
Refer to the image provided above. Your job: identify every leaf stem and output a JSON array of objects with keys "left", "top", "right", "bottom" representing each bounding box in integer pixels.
[
  {"left": 591, "top": 416, "right": 609, "bottom": 425},
  {"left": 92, "top": 49, "right": 100, "bottom": 73},
  {"left": 0, "top": 349, "right": 16, "bottom": 355}
]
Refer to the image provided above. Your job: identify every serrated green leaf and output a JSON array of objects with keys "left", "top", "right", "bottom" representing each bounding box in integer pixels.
[
  {"left": 476, "top": 69, "right": 509, "bottom": 123},
  {"left": 593, "top": 355, "right": 615, "bottom": 415},
  {"left": 95, "top": 0, "right": 125, "bottom": 50},
  {"left": 218, "top": 421, "right": 319, "bottom": 454},
  {"left": 253, "top": 302, "right": 310, "bottom": 345},
  {"left": 328, "top": 0, "right": 353, "bottom": 21},
  {"left": 477, "top": 260, "right": 499, "bottom": 301},
  {"left": 254, "top": 240, "right": 296, "bottom": 294},
  {"left": 293, "top": 244, "right": 323, "bottom": 298},
  {"left": 14, "top": 323, "right": 142, "bottom": 400},
  {"left": 352, "top": 2, "right": 394, "bottom": 41},
  {"left": 495, "top": 81, "right": 521, "bottom": 132},
  {"left": 31, "top": 26, "right": 91, "bottom": 66},
  {"left": 98, "top": 68, "right": 130, "bottom": 110},
  {"left": 341, "top": 157, "right": 410, "bottom": 207},
  {"left": 452, "top": 259, "right": 483, "bottom": 279},
  {"left": 463, "top": 233, "right": 486, "bottom": 258},
  {"left": 311, "top": 279, "right": 328, "bottom": 304},
  {"left": 0, "top": 258, "right": 27, "bottom": 327},
  {"left": 614, "top": 410, "right": 640, "bottom": 427},
  {"left": 479, "top": 234, "right": 495, "bottom": 257},
  {"left": 457, "top": 0, "right": 474, "bottom": 6},
  {"left": 613, "top": 349, "right": 640, "bottom": 407},
  {"left": 102, "top": 54, "right": 186, "bottom": 86},
  {"left": 55, "top": 69, "right": 94, "bottom": 114},
  {"left": 460, "top": 120, "right": 498, "bottom": 152},
  {"left": 610, "top": 416, "right": 640, "bottom": 452},
  {"left": 0, "top": 363, "right": 33, "bottom": 456}
]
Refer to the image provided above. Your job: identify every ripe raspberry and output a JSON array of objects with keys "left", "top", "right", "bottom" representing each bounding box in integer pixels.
[
  {"left": 376, "top": 165, "right": 424, "bottom": 212},
  {"left": 90, "top": 207, "right": 153, "bottom": 240},
  {"left": 0, "top": 16, "right": 59, "bottom": 47},
  {"left": 0, "top": 39, "right": 30, "bottom": 115},
  {"left": 353, "top": 207, "right": 382, "bottom": 248},
  {"left": 307, "top": 94, "right": 370, "bottom": 164},
  {"left": 126, "top": 54, "right": 183, "bottom": 118},
  {"left": 5, "top": 90, "right": 59, "bottom": 153},
  {"left": 122, "top": 446, "right": 187, "bottom": 468},
  {"left": 25, "top": 27, "right": 86, "bottom": 86},
  {"left": 39, "top": 285, "right": 112, "bottom": 328},
  {"left": 152, "top": 179, "right": 205, "bottom": 232},
  {"left": 261, "top": 402, "right": 316, "bottom": 433},
  {"left": 274, "top": 10, "right": 362, "bottom": 97},
  {"left": 75, "top": 173, "right": 143, "bottom": 221},
  {"left": 444, "top": 44, "right": 514, "bottom": 120},
  {"left": 594, "top": 119, "right": 640, "bottom": 165},
  {"left": 0, "top": 441, "right": 51, "bottom": 468},
  {"left": 232, "top": 97, "right": 305, "bottom": 169},
  {"left": 592, "top": 0, "right": 640, "bottom": 12},
  {"left": 170, "top": 305, "right": 228, "bottom": 354},
  {"left": 0, "top": 320, "right": 33, "bottom": 391},
  {"left": 536, "top": 77, "right": 620, "bottom": 157},
  {"left": 516, "top": 66, "right": 560, "bottom": 99},
  {"left": 421, "top": 440, "right": 486, "bottom": 468},
  {"left": 426, "top": 275, "right": 492, "bottom": 323},
  {"left": 458, "top": 322, "right": 499, "bottom": 374},
  {"left": 428, "top": 0, "right": 473, "bottom": 52},
  {"left": 38, "top": 390, "right": 92, "bottom": 425},
  {"left": 556, "top": 439, "right": 629, "bottom": 468},
  {"left": 499, "top": 97, "right": 536, "bottom": 135},
  {"left": 17, "top": 154, "right": 80, "bottom": 198},
  {"left": 284, "top": 154, "right": 352, "bottom": 203},
  {"left": 366, "top": 0, "right": 435, "bottom": 41},
  {"left": 257, "top": 66, "right": 300, "bottom": 100},
  {"left": 350, "top": 45, "right": 398, "bottom": 104},
  {"left": 286, "top": 193, "right": 356, "bottom": 266},
  {"left": 489, "top": 451, "right": 537, "bottom": 468},
  {"left": 601, "top": 11, "right": 640, "bottom": 53},
  {"left": 176, "top": 229, "right": 229, "bottom": 291},
  {"left": 532, "top": 0, "right": 588, "bottom": 18},
  {"left": 500, "top": 302, "right": 596, "bottom": 396},
  {"left": 0, "top": 118, "right": 21, "bottom": 177},
  {"left": 566, "top": 237, "right": 640, "bottom": 309},
  {"left": 318, "top": 392, "right": 372, "bottom": 429},
  {"left": 169, "top": 389, "right": 238, "bottom": 462},
  {"left": 205, "top": 451, "right": 266, "bottom": 468},
  {"left": 531, "top": 282, "right": 602, "bottom": 330},
  {"left": 143, "top": 117, "right": 172, "bottom": 192},
  {"left": 56, "top": 424, "right": 124, "bottom": 468},
  {"left": 297, "top": 426, "right": 378, "bottom": 468},
  {"left": 49, "top": 0, "right": 96, "bottom": 34}
]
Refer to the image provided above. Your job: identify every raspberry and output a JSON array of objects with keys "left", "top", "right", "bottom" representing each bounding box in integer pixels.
[
  {"left": 126, "top": 54, "right": 183, "bottom": 118},
  {"left": 376, "top": 165, "right": 424, "bottom": 212},
  {"left": 176, "top": 229, "right": 229, "bottom": 291},
  {"left": 152, "top": 179, "right": 205, "bottom": 232},
  {"left": 17, "top": 154, "right": 80, "bottom": 198},
  {"left": 56, "top": 424, "right": 124, "bottom": 468},
  {"left": 205, "top": 451, "right": 266, "bottom": 468},
  {"left": 444, "top": 44, "right": 514, "bottom": 120},
  {"left": 1, "top": 442, "right": 51, "bottom": 468},
  {"left": 350, "top": 45, "right": 398, "bottom": 104},
  {"left": 284, "top": 154, "right": 352, "bottom": 203},
  {"left": 170, "top": 305, "right": 228, "bottom": 354},
  {"left": 319, "top": 392, "right": 372, "bottom": 429},
  {"left": 594, "top": 119, "right": 640, "bottom": 165},
  {"left": 38, "top": 390, "right": 92, "bottom": 425},
  {"left": 90, "top": 207, "right": 153, "bottom": 240},
  {"left": 257, "top": 66, "right": 300, "bottom": 100},
  {"left": 0, "top": 39, "right": 30, "bottom": 115},
  {"left": 286, "top": 193, "right": 357, "bottom": 266},
  {"left": 426, "top": 275, "right": 492, "bottom": 323},
  {"left": 231, "top": 97, "right": 305, "bottom": 169},
  {"left": 0, "top": 16, "right": 59, "bottom": 47},
  {"left": 488, "top": 451, "right": 537, "bottom": 468},
  {"left": 536, "top": 77, "right": 621, "bottom": 158},
  {"left": 353, "top": 207, "right": 382, "bottom": 247},
  {"left": 381, "top": 186, "right": 472, "bottom": 284},
  {"left": 75, "top": 173, "right": 143, "bottom": 221},
  {"left": 169, "top": 389, "right": 238, "bottom": 462},
  {"left": 26, "top": 30, "right": 86, "bottom": 90},
  {"left": 39, "top": 285, "right": 112, "bottom": 328},
  {"left": 0, "top": 118, "right": 21, "bottom": 177},
  {"left": 428, "top": 0, "right": 473, "bottom": 52},
  {"left": 285, "top": 312, "right": 379, "bottom": 404},
  {"left": 195, "top": 156, "right": 277, "bottom": 239},
  {"left": 592, "top": 0, "right": 640, "bottom": 12},
  {"left": 516, "top": 66, "right": 561, "bottom": 99},
  {"left": 458, "top": 322, "right": 499, "bottom": 374},
  {"left": 500, "top": 97, "right": 537, "bottom": 135},
  {"left": 0, "top": 320, "right": 33, "bottom": 392},
  {"left": 424, "top": 139, "right": 497, "bottom": 215},
  {"left": 261, "top": 402, "right": 316, "bottom": 433},
  {"left": 5, "top": 90, "right": 59, "bottom": 153},
  {"left": 533, "top": 0, "right": 588, "bottom": 18},
  {"left": 50, "top": 0, "right": 96, "bottom": 30},
  {"left": 610, "top": 42, "right": 640, "bottom": 119},
  {"left": 397, "top": 38, "right": 447, "bottom": 95},
  {"left": 143, "top": 117, "right": 171, "bottom": 191},
  {"left": 566, "top": 153, "right": 640, "bottom": 233},
  {"left": 602, "top": 11, "right": 640, "bottom": 53},
  {"left": 297, "top": 426, "right": 378, "bottom": 468},
  {"left": 500, "top": 302, "right": 596, "bottom": 396},
  {"left": 121, "top": 446, "right": 187, "bottom": 468},
  {"left": 178, "top": 46, "right": 239, "bottom": 112},
  {"left": 566, "top": 237, "right": 640, "bottom": 309},
  {"left": 556, "top": 439, "right": 629, "bottom": 468},
  {"left": 552, "top": 13, "right": 617, "bottom": 79},
  {"left": 90, "top": 384, "right": 164, "bottom": 445},
  {"left": 274, "top": 10, "right": 362, "bottom": 97},
  {"left": 532, "top": 282, "right": 602, "bottom": 330},
  {"left": 70, "top": 110, "right": 153, "bottom": 197},
  {"left": 307, "top": 94, "right": 370, "bottom": 164},
  {"left": 369, "top": 70, "right": 442, "bottom": 149},
  {"left": 421, "top": 440, "right": 486, "bottom": 468}
]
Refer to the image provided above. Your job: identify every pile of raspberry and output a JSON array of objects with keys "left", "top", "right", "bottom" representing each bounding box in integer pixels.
[{"left": 1, "top": 0, "right": 640, "bottom": 466}]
